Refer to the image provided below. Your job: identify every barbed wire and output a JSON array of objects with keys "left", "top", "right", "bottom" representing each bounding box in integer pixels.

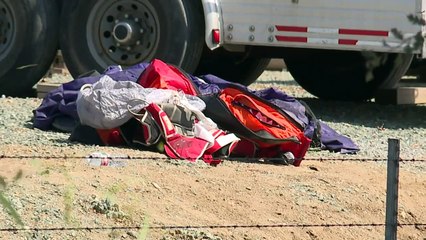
[
  {"left": 0, "top": 154, "right": 425, "bottom": 163},
  {"left": 1, "top": 155, "right": 424, "bottom": 234},
  {"left": 0, "top": 222, "right": 425, "bottom": 232},
  {"left": 303, "top": 157, "right": 426, "bottom": 163}
]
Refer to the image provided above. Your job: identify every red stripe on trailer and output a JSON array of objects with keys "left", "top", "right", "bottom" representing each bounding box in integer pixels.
[
  {"left": 276, "top": 26, "right": 308, "bottom": 32},
  {"left": 339, "top": 29, "right": 389, "bottom": 37},
  {"left": 339, "top": 39, "right": 358, "bottom": 45},
  {"left": 275, "top": 25, "right": 389, "bottom": 37},
  {"left": 275, "top": 36, "right": 308, "bottom": 42}
]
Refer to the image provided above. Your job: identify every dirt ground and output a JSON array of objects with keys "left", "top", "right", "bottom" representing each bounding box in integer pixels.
[
  {"left": 0, "top": 70, "right": 425, "bottom": 239},
  {"left": 0, "top": 145, "right": 425, "bottom": 240}
]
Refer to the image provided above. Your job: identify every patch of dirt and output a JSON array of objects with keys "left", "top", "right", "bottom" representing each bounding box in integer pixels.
[{"left": 0, "top": 146, "right": 425, "bottom": 240}]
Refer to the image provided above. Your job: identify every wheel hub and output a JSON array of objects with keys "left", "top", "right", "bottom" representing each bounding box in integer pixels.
[
  {"left": 112, "top": 20, "right": 142, "bottom": 46},
  {"left": 87, "top": 0, "right": 159, "bottom": 66},
  {"left": 0, "top": 1, "right": 13, "bottom": 56}
]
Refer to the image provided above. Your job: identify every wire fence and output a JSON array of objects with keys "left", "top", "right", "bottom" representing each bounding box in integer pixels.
[
  {"left": 0, "top": 223, "right": 425, "bottom": 232},
  {"left": 0, "top": 139, "right": 425, "bottom": 238},
  {"left": 1, "top": 154, "right": 425, "bottom": 163}
]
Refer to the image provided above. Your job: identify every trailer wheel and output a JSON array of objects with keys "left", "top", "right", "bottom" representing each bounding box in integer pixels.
[
  {"left": 60, "top": 0, "right": 204, "bottom": 78},
  {"left": 195, "top": 52, "right": 270, "bottom": 86},
  {"left": 0, "top": 0, "right": 59, "bottom": 97},
  {"left": 283, "top": 49, "right": 413, "bottom": 101},
  {"left": 405, "top": 58, "right": 426, "bottom": 81}
]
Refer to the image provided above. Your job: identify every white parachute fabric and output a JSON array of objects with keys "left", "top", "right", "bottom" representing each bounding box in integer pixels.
[{"left": 76, "top": 75, "right": 206, "bottom": 129}]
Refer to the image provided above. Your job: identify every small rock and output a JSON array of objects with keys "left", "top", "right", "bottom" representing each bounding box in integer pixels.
[
  {"left": 152, "top": 182, "right": 163, "bottom": 192},
  {"left": 309, "top": 166, "right": 319, "bottom": 171},
  {"left": 400, "top": 210, "right": 407, "bottom": 220},
  {"left": 127, "top": 231, "right": 138, "bottom": 239}
]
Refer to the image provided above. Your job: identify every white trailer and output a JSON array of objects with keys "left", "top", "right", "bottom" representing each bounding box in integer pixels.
[{"left": 0, "top": 0, "right": 424, "bottom": 100}]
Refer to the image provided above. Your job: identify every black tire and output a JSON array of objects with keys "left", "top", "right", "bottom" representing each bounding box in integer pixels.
[
  {"left": 283, "top": 49, "right": 413, "bottom": 101},
  {"left": 60, "top": 0, "right": 204, "bottom": 78},
  {"left": 0, "top": 0, "right": 59, "bottom": 97},
  {"left": 406, "top": 58, "right": 426, "bottom": 81},
  {"left": 195, "top": 50, "right": 270, "bottom": 86}
]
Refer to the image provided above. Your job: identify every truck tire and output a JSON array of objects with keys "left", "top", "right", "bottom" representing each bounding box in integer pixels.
[
  {"left": 283, "top": 49, "right": 413, "bottom": 101},
  {"left": 195, "top": 52, "right": 270, "bottom": 86},
  {"left": 0, "top": 0, "right": 59, "bottom": 97},
  {"left": 60, "top": 0, "right": 204, "bottom": 78},
  {"left": 406, "top": 58, "right": 426, "bottom": 81}
]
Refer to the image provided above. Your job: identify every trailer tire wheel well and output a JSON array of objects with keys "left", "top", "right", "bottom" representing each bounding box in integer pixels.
[
  {"left": 0, "top": 0, "right": 59, "bottom": 97},
  {"left": 195, "top": 48, "right": 270, "bottom": 86},
  {"left": 60, "top": 0, "right": 204, "bottom": 78},
  {"left": 283, "top": 49, "right": 413, "bottom": 101}
]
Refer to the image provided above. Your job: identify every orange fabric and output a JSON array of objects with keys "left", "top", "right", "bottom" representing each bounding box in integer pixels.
[
  {"left": 219, "top": 87, "right": 311, "bottom": 161},
  {"left": 220, "top": 87, "right": 303, "bottom": 141},
  {"left": 96, "top": 128, "right": 124, "bottom": 146}
]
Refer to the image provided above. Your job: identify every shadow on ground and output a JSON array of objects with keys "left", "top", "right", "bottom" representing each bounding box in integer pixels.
[{"left": 297, "top": 97, "right": 426, "bottom": 129}]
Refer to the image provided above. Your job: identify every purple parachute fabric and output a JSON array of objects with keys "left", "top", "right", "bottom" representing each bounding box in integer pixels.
[
  {"left": 319, "top": 123, "right": 360, "bottom": 153},
  {"left": 33, "top": 61, "right": 358, "bottom": 154},
  {"left": 32, "top": 63, "right": 149, "bottom": 130},
  {"left": 193, "top": 74, "right": 359, "bottom": 154}
]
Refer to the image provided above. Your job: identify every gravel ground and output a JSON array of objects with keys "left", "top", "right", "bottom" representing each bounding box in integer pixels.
[
  {"left": 257, "top": 71, "right": 426, "bottom": 160},
  {"left": 0, "top": 70, "right": 425, "bottom": 240},
  {"left": 2, "top": 70, "right": 424, "bottom": 161}
]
